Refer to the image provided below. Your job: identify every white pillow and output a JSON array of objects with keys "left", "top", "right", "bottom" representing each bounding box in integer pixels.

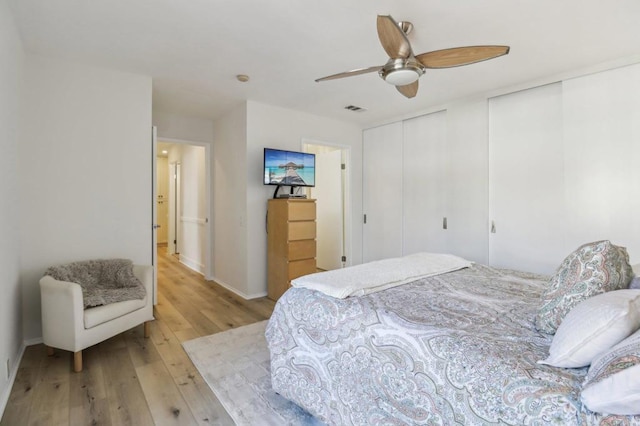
[
  {"left": 582, "top": 328, "right": 640, "bottom": 415},
  {"left": 538, "top": 290, "right": 640, "bottom": 368}
]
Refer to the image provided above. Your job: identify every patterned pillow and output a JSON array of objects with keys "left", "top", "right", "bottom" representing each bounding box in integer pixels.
[
  {"left": 535, "top": 240, "right": 633, "bottom": 335},
  {"left": 581, "top": 328, "right": 640, "bottom": 415},
  {"left": 632, "top": 264, "right": 640, "bottom": 290}
]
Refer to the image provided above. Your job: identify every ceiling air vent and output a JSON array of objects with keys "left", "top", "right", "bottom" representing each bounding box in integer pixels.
[{"left": 344, "top": 105, "right": 367, "bottom": 112}]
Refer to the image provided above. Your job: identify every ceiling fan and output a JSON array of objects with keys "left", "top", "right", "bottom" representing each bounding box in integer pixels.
[{"left": 315, "top": 15, "right": 510, "bottom": 99}]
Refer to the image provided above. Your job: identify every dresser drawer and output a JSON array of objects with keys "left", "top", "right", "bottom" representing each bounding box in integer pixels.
[
  {"left": 288, "top": 221, "right": 316, "bottom": 241},
  {"left": 288, "top": 258, "right": 316, "bottom": 280},
  {"left": 288, "top": 201, "right": 316, "bottom": 221},
  {"left": 288, "top": 239, "right": 316, "bottom": 261}
]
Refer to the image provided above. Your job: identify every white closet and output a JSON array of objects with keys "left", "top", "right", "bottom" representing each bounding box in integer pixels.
[
  {"left": 363, "top": 111, "right": 451, "bottom": 262},
  {"left": 488, "top": 83, "right": 565, "bottom": 274},
  {"left": 402, "top": 111, "right": 448, "bottom": 255},
  {"left": 488, "top": 64, "right": 640, "bottom": 272},
  {"left": 362, "top": 122, "right": 403, "bottom": 262},
  {"left": 444, "top": 101, "right": 489, "bottom": 264},
  {"left": 362, "top": 62, "right": 640, "bottom": 273},
  {"left": 562, "top": 64, "right": 640, "bottom": 262}
]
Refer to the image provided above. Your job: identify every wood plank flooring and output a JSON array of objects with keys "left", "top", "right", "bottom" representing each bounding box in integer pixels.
[{"left": 1, "top": 249, "right": 275, "bottom": 425}]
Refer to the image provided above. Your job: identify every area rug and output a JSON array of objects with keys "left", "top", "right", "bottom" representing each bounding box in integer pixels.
[{"left": 182, "top": 321, "right": 325, "bottom": 425}]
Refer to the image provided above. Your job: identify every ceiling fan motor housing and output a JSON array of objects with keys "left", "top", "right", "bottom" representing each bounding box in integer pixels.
[{"left": 379, "top": 58, "right": 425, "bottom": 86}]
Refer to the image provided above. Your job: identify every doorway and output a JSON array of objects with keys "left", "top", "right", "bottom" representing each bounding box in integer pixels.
[
  {"left": 302, "top": 141, "right": 350, "bottom": 271},
  {"left": 156, "top": 139, "right": 212, "bottom": 278}
]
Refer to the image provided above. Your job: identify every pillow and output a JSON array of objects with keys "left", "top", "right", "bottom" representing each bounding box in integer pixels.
[
  {"left": 631, "top": 264, "right": 640, "bottom": 290},
  {"left": 538, "top": 290, "right": 640, "bottom": 368},
  {"left": 581, "top": 328, "right": 640, "bottom": 415},
  {"left": 535, "top": 240, "right": 633, "bottom": 334}
]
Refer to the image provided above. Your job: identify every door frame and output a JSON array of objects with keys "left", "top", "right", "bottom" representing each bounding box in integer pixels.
[
  {"left": 302, "top": 139, "right": 352, "bottom": 267},
  {"left": 155, "top": 137, "right": 214, "bottom": 280},
  {"left": 152, "top": 127, "right": 158, "bottom": 304}
]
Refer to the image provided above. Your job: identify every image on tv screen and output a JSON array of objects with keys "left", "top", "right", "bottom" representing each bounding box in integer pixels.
[{"left": 264, "top": 149, "right": 315, "bottom": 187}]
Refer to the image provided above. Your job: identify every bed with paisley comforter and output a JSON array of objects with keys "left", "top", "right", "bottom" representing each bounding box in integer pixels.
[{"left": 265, "top": 262, "right": 640, "bottom": 425}]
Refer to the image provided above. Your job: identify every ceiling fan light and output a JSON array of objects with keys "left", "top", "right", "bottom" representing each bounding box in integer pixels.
[{"left": 384, "top": 69, "right": 419, "bottom": 86}]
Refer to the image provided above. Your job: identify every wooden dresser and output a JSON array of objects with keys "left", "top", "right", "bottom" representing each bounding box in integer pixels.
[{"left": 267, "top": 198, "right": 316, "bottom": 301}]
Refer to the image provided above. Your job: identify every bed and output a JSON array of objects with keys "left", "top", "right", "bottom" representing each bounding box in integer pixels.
[{"left": 265, "top": 244, "right": 640, "bottom": 425}]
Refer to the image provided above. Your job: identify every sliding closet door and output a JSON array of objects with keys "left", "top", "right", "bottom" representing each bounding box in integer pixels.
[
  {"left": 563, "top": 63, "right": 640, "bottom": 263},
  {"left": 446, "top": 100, "right": 489, "bottom": 264},
  {"left": 402, "top": 111, "right": 448, "bottom": 255},
  {"left": 362, "top": 122, "right": 403, "bottom": 262},
  {"left": 488, "top": 83, "right": 565, "bottom": 274}
]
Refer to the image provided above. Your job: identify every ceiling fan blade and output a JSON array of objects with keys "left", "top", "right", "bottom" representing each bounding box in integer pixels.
[
  {"left": 377, "top": 15, "right": 413, "bottom": 59},
  {"left": 315, "top": 65, "right": 383, "bottom": 82},
  {"left": 396, "top": 81, "right": 419, "bottom": 98},
  {"left": 416, "top": 45, "right": 510, "bottom": 69}
]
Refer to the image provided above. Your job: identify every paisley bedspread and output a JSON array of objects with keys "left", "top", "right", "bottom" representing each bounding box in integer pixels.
[{"left": 265, "top": 263, "right": 640, "bottom": 425}]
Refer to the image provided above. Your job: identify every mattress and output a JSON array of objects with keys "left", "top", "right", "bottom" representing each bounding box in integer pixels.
[{"left": 265, "top": 263, "right": 640, "bottom": 425}]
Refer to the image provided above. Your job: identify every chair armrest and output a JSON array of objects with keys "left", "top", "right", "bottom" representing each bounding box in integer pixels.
[
  {"left": 133, "top": 264, "right": 153, "bottom": 301},
  {"left": 39, "top": 276, "right": 85, "bottom": 351}
]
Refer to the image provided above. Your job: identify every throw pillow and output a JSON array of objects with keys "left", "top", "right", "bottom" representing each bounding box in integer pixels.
[
  {"left": 582, "top": 328, "right": 640, "bottom": 415},
  {"left": 539, "top": 290, "right": 640, "bottom": 368},
  {"left": 631, "top": 264, "right": 640, "bottom": 290},
  {"left": 535, "top": 240, "right": 633, "bottom": 334}
]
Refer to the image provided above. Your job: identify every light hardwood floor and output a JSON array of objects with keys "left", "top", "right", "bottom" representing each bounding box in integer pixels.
[{"left": 1, "top": 249, "right": 275, "bottom": 425}]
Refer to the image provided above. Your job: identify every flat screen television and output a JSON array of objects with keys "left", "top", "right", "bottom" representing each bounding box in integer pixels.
[{"left": 263, "top": 148, "right": 316, "bottom": 188}]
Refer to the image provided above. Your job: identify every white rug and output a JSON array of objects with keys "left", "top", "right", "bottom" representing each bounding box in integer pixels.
[{"left": 182, "top": 321, "right": 325, "bottom": 426}]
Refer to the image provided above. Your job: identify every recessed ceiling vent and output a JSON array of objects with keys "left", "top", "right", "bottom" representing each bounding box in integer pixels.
[{"left": 344, "top": 105, "right": 367, "bottom": 112}]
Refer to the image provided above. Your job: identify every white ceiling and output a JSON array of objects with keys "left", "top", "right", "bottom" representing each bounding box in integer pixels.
[{"left": 7, "top": 0, "right": 640, "bottom": 126}]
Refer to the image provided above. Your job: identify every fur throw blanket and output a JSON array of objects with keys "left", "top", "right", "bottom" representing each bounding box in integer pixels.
[{"left": 45, "top": 259, "right": 146, "bottom": 309}]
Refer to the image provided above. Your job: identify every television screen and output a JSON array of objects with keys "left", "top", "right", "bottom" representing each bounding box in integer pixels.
[{"left": 264, "top": 148, "right": 315, "bottom": 187}]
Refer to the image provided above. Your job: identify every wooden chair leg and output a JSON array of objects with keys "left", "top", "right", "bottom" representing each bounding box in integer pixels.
[
  {"left": 144, "top": 321, "right": 151, "bottom": 338},
  {"left": 46, "top": 346, "right": 55, "bottom": 357},
  {"left": 73, "top": 351, "right": 82, "bottom": 373}
]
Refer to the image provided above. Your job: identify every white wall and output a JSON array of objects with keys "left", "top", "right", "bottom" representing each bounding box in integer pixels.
[
  {"left": 0, "top": 0, "right": 24, "bottom": 412},
  {"left": 153, "top": 110, "right": 214, "bottom": 143},
  {"left": 211, "top": 101, "right": 362, "bottom": 298},
  {"left": 212, "top": 103, "right": 248, "bottom": 295},
  {"left": 18, "top": 55, "right": 152, "bottom": 340},
  {"left": 245, "top": 101, "right": 362, "bottom": 297}
]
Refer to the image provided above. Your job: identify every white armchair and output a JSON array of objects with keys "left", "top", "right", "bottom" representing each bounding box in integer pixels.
[{"left": 39, "top": 264, "right": 154, "bottom": 372}]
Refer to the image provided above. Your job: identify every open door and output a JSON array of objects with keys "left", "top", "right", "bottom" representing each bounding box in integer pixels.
[
  {"left": 311, "top": 149, "right": 344, "bottom": 270},
  {"left": 151, "top": 126, "right": 158, "bottom": 305}
]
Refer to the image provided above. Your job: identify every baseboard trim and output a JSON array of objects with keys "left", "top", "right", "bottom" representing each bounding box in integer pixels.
[
  {"left": 24, "top": 337, "right": 43, "bottom": 346},
  {"left": 211, "top": 276, "right": 267, "bottom": 300},
  {"left": 0, "top": 342, "right": 27, "bottom": 418},
  {"left": 179, "top": 254, "right": 204, "bottom": 275}
]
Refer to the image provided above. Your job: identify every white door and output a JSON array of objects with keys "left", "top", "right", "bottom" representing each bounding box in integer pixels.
[
  {"left": 311, "top": 149, "right": 343, "bottom": 270},
  {"left": 175, "top": 162, "right": 182, "bottom": 254},
  {"left": 488, "top": 83, "right": 565, "bottom": 274},
  {"left": 362, "top": 122, "right": 403, "bottom": 262},
  {"left": 151, "top": 126, "right": 158, "bottom": 304},
  {"left": 562, "top": 63, "right": 640, "bottom": 261},
  {"left": 156, "top": 157, "right": 169, "bottom": 244},
  {"left": 168, "top": 162, "right": 177, "bottom": 255},
  {"left": 445, "top": 100, "right": 490, "bottom": 264},
  {"left": 402, "top": 111, "right": 448, "bottom": 255}
]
